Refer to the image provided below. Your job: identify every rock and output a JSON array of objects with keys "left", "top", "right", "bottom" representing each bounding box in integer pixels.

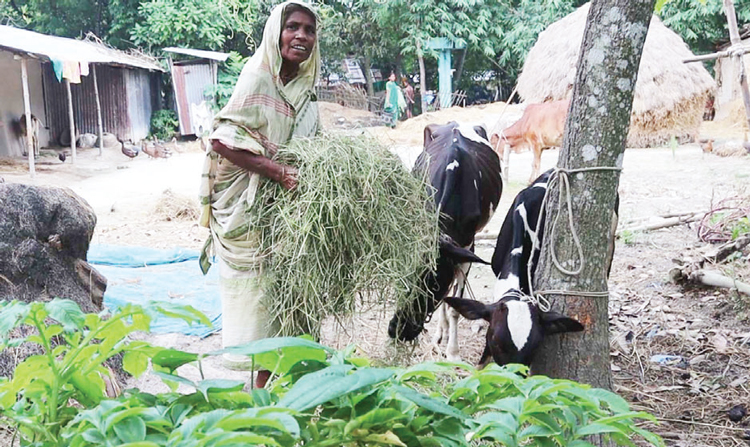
[
  {"left": 97, "top": 132, "right": 120, "bottom": 149},
  {"left": 0, "top": 184, "right": 104, "bottom": 311},
  {"left": 59, "top": 128, "right": 79, "bottom": 147},
  {"left": 0, "top": 184, "right": 108, "bottom": 378},
  {"left": 729, "top": 404, "right": 747, "bottom": 422},
  {"left": 77, "top": 133, "right": 98, "bottom": 148}
]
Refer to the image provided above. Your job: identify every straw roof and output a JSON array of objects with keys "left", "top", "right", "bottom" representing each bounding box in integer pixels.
[{"left": 516, "top": 3, "right": 716, "bottom": 147}]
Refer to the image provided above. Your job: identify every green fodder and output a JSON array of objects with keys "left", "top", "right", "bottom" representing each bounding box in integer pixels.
[{"left": 251, "top": 133, "right": 439, "bottom": 338}]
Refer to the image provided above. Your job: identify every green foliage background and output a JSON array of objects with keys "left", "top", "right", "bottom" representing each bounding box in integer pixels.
[{"left": 2, "top": 0, "right": 746, "bottom": 104}]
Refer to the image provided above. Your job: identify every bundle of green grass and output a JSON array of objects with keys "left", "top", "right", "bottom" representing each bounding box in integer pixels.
[{"left": 250, "top": 133, "right": 439, "bottom": 338}]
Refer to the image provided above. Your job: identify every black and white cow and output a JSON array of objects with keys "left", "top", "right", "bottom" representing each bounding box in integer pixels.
[
  {"left": 388, "top": 121, "right": 503, "bottom": 360},
  {"left": 445, "top": 169, "right": 618, "bottom": 367}
]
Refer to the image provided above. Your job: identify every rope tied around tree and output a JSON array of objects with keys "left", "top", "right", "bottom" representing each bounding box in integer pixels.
[{"left": 520, "top": 165, "right": 622, "bottom": 312}]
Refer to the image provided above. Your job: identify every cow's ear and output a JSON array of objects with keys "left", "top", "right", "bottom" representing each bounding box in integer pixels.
[
  {"left": 444, "top": 297, "right": 494, "bottom": 322},
  {"left": 540, "top": 310, "right": 584, "bottom": 335},
  {"left": 424, "top": 124, "right": 440, "bottom": 146},
  {"left": 473, "top": 125, "right": 489, "bottom": 141},
  {"left": 439, "top": 239, "right": 489, "bottom": 265}
]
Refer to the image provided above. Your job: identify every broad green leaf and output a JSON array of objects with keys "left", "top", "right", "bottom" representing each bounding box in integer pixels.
[
  {"left": 152, "top": 371, "right": 197, "bottom": 392},
  {"left": 363, "top": 431, "right": 407, "bottom": 446},
  {"left": 251, "top": 388, "right": 272, "bottom": 407},
  {"left": 432, "top": 417, "right": 466, "bottom": 442},
  {"left": 69, "top": 370, "right": 106, "bottom": 406},
  {"left": 593, "top": 411, "right": 656, "bottom": 426},
  {"left": 393, "top": 385, "right": 468, "bottom": 420},
  {"left": 211, "top": 336, "right": 332, "bottom": 358},
  {"left": 586, "top": 388, "right": 631, "bottom": 413},
  {"left": 353, "top": 408, "right": 406, "bottom": 430},
  {"left": 122, "top": 350, "right": 150, "bottom": 378},
  {"left": 519, "top": 424, "right": 557, "bottom": 439},
  {"left": 151, "top": 349, "right": 199, "bottom": 372},
  {"left": 147, "top": 302, "right": 212, "bottom": 327},
  {"left": 634, "top": 426, "right": 666, "bottom": 447},
  {"left": 255, "top": 345, "right": 328, "bottom": 376},
  {"left": 0, "top": 301, "right": 30, "bottom": 336},
  {"left": 114, "top": 417, "right": 147, "bottom": 443},
  {"left": 278, "top": 365, "right": 392, "bottom": 411},
  {"left": 195, "top": 379, "right": 245, "bottom": 400},
  {"left": 46, "top": 298, "right": 86, "bottom": 331},
  {"left": 489, "top": 396, "right": 525, "bottom": 416}
]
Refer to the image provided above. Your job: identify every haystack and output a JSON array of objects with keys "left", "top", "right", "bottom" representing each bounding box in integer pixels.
[{"left": 516, "top": 2, "right": 716, "bottom": 147}]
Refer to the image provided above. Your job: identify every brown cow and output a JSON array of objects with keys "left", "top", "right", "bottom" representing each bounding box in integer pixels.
[{"left": 490, "top": 99, "right": 569, "bottom": 184}]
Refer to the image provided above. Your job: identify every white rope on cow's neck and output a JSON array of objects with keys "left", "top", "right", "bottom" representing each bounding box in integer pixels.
[{"left": 528, "top": 165, "right": 622, "bottom": 304}]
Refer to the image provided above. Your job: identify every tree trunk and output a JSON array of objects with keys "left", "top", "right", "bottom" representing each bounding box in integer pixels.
[
  {"left": 416, "top": 39, "right": 427, "bottom": 114},
  {"left": 531, "top": 0, "right": 655, "bottom": 393},
  {"left": 362, "top": 52, "right": 375, "bottom": 111},
  {"left": 453, "top": 47, "right": 467, "bottom": 90}
]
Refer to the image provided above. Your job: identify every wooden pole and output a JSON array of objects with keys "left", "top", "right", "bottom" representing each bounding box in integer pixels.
[
  {"left": 92, "top": 65, "right": 104, "bottom": 156},
  {"left": 65, "top": 79, "right": 77, "bottom": 163},
  {"left": 19, "top": 57, "right": 35, "bottom": 177},
  {"left": 724, "top": 0, "right": 750, "bottom": 129}
]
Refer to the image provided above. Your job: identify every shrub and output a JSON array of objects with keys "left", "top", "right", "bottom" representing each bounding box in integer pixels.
[
  {"left": 150, "top": 109, "right": 179, "bottom": 141},
  {"left": 0, "top": 300, "right": 664, "bottom": 447}
]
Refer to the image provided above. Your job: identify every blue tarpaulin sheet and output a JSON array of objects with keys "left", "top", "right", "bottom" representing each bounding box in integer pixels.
[{"left": 90, "top": 245, "right": 220, "bottom": 338}]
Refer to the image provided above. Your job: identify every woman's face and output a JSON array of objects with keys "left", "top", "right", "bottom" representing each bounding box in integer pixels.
[
  {"left": 389, "top": 73, "right": 396, "bottom": 82},
  {"left": 280, "top": 10, "right": 316, "bottom": 66}
]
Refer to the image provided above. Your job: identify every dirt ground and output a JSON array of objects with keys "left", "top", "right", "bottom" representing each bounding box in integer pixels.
[{"left": 2, "top": 103, "right": 750, "bottom": 446}]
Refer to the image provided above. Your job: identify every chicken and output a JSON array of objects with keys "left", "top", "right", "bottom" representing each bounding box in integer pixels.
[
  {"left": 142, "top": 139, "right": 172, "bottom": 159},
  {"left": 121, "top": 141, "right": 140, "bottom": 158},
  {"left": 58, "top": 152, "right": 67, "bottom": 162}
]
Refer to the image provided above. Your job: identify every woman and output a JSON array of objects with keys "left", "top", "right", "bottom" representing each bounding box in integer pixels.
[
  {"left": 199, "top": 1, "right": 320, "bottom": 384},
  {"left": 402, "top": 78, "right": 415, "bottom": 119},
  {"left": 384, "top": 72, "right": 406, "bottom": 127}
]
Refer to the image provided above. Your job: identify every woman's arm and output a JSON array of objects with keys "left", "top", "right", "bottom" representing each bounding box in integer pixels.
[{"left": 211, "top": 140, "right": 298, "bottom": 190}]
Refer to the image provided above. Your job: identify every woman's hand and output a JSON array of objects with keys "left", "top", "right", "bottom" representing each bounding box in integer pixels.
[
  {"left": 211, "top": 140, "right": 299, "bottom": 191},
  {"left": 278, "top": 165, "right": 299, "bottom": 191}
]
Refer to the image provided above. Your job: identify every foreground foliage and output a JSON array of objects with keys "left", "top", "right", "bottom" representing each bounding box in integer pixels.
[{"left": 0, "top": 300, "right": 663, "bottom": 446}]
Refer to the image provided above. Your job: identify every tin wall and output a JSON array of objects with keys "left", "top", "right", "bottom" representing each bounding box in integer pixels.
[{"left": 42, "top": 64, "right": 158, "bottom": 144}]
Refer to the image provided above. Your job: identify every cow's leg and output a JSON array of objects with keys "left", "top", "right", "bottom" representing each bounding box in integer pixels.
[
  {"left": 530, "top": 145, "right": 541, "bottom": 184},
  {"left": 445, "top": 261, "right": 471, "bottom": 362},
  {"left": 431, "top": 303, "right": 446, "bottom": 345}
]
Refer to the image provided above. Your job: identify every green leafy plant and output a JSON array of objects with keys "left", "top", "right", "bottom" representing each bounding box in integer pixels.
[
  {"left": 150, "top": 109, "right": 179, "bottom": 141},
  {"left": 0, "top": 300, "right": 664, "bottom": 447},
  {"left": 0, "top": 299, "right": 208, "bottom": 445}
]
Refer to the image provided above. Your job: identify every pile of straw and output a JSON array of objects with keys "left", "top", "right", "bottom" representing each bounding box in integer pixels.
[
  {"left": 251, "top": 133, "right": 439, "bottom": 338},
  {"left": 516, "top": 2, "right": 716, "bottom": 147}
]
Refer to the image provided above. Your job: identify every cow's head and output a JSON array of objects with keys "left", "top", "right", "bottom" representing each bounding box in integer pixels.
[
  {"left": 444, "top": 292, "right": 583, "bottom": 367},
  {"left": 388, "top": 237, "right": 489, "bottom": 342}
]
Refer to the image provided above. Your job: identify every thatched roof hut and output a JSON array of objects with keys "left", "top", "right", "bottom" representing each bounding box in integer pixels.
[{"left": 516, "top": 3, "right": 716, "bottom": 147}]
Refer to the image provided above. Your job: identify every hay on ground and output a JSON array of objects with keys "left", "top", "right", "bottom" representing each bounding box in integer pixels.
[
  {"left": 152, "top": 189, "right": 200, "bottom": 222},
  {"left": 516, "top": 2, "right": 716, "bottom": 147},
  {"left": 250, "top": 133, "right": 440, "bottom": 338}
]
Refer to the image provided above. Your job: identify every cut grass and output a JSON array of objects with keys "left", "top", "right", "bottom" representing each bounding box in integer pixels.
[{"left": 250, "top": 133, "right": 439, "bottom": 338}]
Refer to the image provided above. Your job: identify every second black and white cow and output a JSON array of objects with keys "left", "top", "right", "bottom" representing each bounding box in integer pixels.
[
  {"left": 388, "top": 122, "right": 503, "bottom": 360},
  {"left": 445, "top": 169, "right": 618, "bottom": 367}
]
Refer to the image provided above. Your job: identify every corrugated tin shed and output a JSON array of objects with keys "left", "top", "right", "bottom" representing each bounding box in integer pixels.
[
  {"left": 163, "top": 47, "right": 228, "bottom": 136},
  {"left": 0, "top": 25, "right": 163, "bottom": 71}
]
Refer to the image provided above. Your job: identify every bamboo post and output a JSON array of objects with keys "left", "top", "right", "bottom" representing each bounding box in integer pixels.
[
  {"left": 723, "top": 0, "right": 750, "bottom": 129},
  {"left": 19, "top": 57, "right": 35, "bottom": 177},
  {"left": 92, "top": 64, "right": 104, "bottom": 156},
  {"left": 65, "top": 79, "right": 77, "bottom": 163}
]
